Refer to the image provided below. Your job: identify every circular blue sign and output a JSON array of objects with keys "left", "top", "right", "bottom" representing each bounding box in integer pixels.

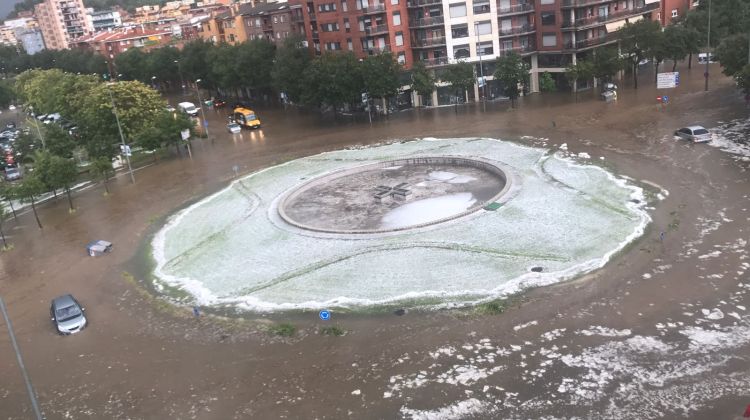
[{"left": 319, "top": 310, "right": 331, "bottom": 321}]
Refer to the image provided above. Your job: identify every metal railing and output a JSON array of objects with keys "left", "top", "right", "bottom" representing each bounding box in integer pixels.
[
  {"left": 365, "top": 24, "right": 389, "bottom": 35},
  {"left": 497, "top": 42, "right": 535, "bottom": 56},
  {"left": 561, "top": 3, "right": 659, "bottom": 28},
  {"left": 420, "top": 56, "right": 450, "bottom": 67},
  {"left": 361, "top": 5, "right": 386, "bottom": 14},
  {"left": 409, "top": 15, "right": 444, "bottom": 28},
  {"left": 498, "top": 24, "right": 535, "bottom": 36},
  {"left": 563, "top": 32, "right": 617, "bottom": 50},
  {"left": 412, "top": 36, "right": 446, "bottom": 47},
  {"left": 407, "top": 0, "right": 442, "bottom": 7},
  {"left": 497, "top": 2, "right": 534, "bottom": 14}
]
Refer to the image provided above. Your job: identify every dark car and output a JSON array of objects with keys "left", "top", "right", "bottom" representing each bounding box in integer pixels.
[
  {"left": 214, "top": 99, "right": 227, "bottom": 108},
  {"left": 50, "top": 294, "right": 87, "bottom": 335}
]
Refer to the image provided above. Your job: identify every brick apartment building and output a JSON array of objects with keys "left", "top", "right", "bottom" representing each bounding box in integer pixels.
[
  {"left": 659, "top": 0, "right": 693, "bottom": 25},
  {"left": 200, "top": 2, "right": 305, "bottom": 45},
  {"left": 73, "top": 27, "right": 173, "bottom": 64},
  {"left": 294, "top": 0, "right": 662, "bottom": 103},
  {"left": 35, "top": 0, "right": 94, "bottom": 50}
]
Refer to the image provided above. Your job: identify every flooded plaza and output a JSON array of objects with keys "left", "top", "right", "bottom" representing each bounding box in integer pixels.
[{"left": 1, "top": 67, "right": 750, "bottom": 419}]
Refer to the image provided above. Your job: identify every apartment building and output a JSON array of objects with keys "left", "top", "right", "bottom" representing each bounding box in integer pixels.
[
  {"left": 16, "top": 28, "right": 46, "bottom": 54},
  {"left": 201, "top": 2, "right": 304, "bottom": 46},
  {"left": 73, "top": 27, "right": 173, "bottom": 61},
  {"left": 35, "top": 0, "right": 93, "bottom": 50},
  {"left": 659, "top": 0, "right": 692, "bottom": 25},
  {"left": 89, "top": 9, "right": 123, "bottom": 32},
  {"left": 299, "top": 0, "right": 414, "bottom": 66}
]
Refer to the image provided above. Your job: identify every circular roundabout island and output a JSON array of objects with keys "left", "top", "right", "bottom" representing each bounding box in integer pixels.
[{"left": 152, "top": 138, "right": 650, "bottom": 311}]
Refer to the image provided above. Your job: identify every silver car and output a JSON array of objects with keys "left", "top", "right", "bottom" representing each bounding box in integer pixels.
[
  {"left": 674, "top": 126, "right": 711, "bottom": 143},
  {"left": 50, "top": 294, "right": 87, "bottom": 335}
]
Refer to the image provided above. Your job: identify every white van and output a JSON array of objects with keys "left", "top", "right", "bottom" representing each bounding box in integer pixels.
[{"left": 178, "top": 102, "right": 199, "bottom": 117}]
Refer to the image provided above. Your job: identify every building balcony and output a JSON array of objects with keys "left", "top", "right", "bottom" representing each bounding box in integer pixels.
[
  {"left": 496, "top": 2, "right": 534, "bottom": 16},
  {"left": 312, "top": 30, "right": 319, "bottom": 39},
  {"left": 292, "top": 14, "right": 305, "bottom": 22},
  {"left": 420, "top": 56, "right": 449, "bottom": 67},
  {"left": 497, "top": 42, "right": 535, "bottom": 56},
  {"left": 361, "top": 5, "right": 386, "bottom": 15},
  {"left": 407, "top": 0, "right": 442, "bottom": 8},
  {"left": 409, "top": 16, "right": 444, "bottom": 29},
  {"left": 412, "top": 36, "right": 446, "bottom": 48},
  {"left": 498, "top": 24, "right": 535, "bottom": 37},
  {"left": 561, "top": 2, "right": 659, "bottom": 29},
  {"left": 365, "top": 24, "right": 389, "bottom": 35},
  {"left": 308, "top": 11, "right": 317, "bottom": 20},
  {"left": 365, "top": 45, "right": 391, "bottom": 54},
  {"left": 563, "top": 32, "right": 617, "bottom": 51},
  {"left": 561, "top": 0, "right": 619, "bottom": 8}
]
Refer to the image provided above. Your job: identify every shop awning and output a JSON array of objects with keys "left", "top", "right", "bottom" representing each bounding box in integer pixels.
[
  {"left": 627, "top": 15, "right": 644, "bottom": 23},
  {"left": 645, "top": 0, "right": 660, "bottom": 4},
  {"left": 605, "top": 19, "right": 628, "bottom": 32}
]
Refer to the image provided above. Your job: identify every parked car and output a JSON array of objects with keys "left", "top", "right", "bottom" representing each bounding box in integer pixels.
[
  {"left": 674, "top": 126, "right": 712, "bottom": 143},
  {"left": 227, "top": 122, "right": 242, "bottom": 134},
  {"left": 8, "top": 105, "right": 15, "bottom": 111},
  {"left": 4, "top": 166, "right": 21, "bottom": 181},
  {"left": 178, "top": 102, "right": 199, "bottom": 117},
  {"left": 165, "top": 104, "right": 176, "bottom": 113},
  {"left": 214, "top": 99, "right": 227, "bottom": 108},
  {"left": 50, "top": 294, "right": 87, "bottom": 335}
]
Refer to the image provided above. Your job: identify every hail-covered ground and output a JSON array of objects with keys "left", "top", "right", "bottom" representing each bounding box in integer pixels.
[{"left": 152, "top": 138, "right": 650, "bottom": 311}]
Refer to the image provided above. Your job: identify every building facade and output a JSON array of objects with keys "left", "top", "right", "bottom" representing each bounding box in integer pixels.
[
  {"left": 200, "top": 2, "right": 304, "bottom": 46},
  {"left": 16, "top": 28, "right": 46, "bottom": 54},
  {"left": 35, "top": 0, "right": 93, "bottom": 50},
  {"left": 89, "top": 9, "right": 123, "bottom": 32},
  {"left": 659, "top": 0, "right": 692, "bottom": 25},
  {"left": 73, "top": 27, "right": 173, "bottom": 62}
]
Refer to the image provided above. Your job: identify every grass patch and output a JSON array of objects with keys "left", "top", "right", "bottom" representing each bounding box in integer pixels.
[
  {"left": 320, "top": 325, "right": 346, "bottom": 336},
  {"left": 476, "top": 299, "right": 508, "bottom": 315},
  {"left": 1, "top": 244, "right": 14, "bottom": 252},
  {"left": 268, "top": 322, "right": 296, "bottom": 337}
]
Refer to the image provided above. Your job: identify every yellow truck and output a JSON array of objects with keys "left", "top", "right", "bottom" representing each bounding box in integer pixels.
[{"left": 232, "top": 107, "right": 262, "bottom": 129}]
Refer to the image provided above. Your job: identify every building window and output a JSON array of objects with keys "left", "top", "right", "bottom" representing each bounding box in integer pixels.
[
  {"left": 475, "top": 20, "right": 491, "bottom": 35},
  {"left": 318, "top": 3, "right": 337, "bottom": 12},
  {"left": 671, "top": 9, "right": 678, "bottom": 17},
  {"left": 542, "top": 33, "right": 556, "bottom": 47},
  {"left": 342, "top": 0, "right": 348, "bottom": 11},
  {"left": 393, "top": 11, "right": 401, "bottom": 26},
  {"left": 391, "top": 0, "right": 399, "bottom": 4},
  {"left": 540, "top": 0, "right": 554, "bottom": 4},
  {"left": 476, "top": 41, "right": 493, "bottom": 55},
  {"left": 453, "top": 44, "right": 470, "bottom": 59},
  {"left": 344, "top": 18, "right": 351, "bottom": 32},
  {"left": 256, "top": 18, "right": 261, "bottom": 26},
  {"left": 280, "top": 15, "right": 285, "bottom": 23},
  {"left": 449, "top": 2, "right": 467, "bottom": 18},
  {"left": 325, "top": 41, "right": 342, "bottom": 50},
  {"left": 321, "top": 22, "right": 340, "bottom": 31},
  {"left": 452, "top": 23, "right": 468, "bottom": 38},
  {"left": 395, "top": 31, "right": 404, "bottom": 46},
  {"left": 397, "top": 51, "right": 405, "bottom": 64},
  {"left": 473, "top": 0, "right": 490, "bottom": 14},
  {"left": 273, "top": 16, "right": 278, "bottom": 23},
  {"left": 347, "top": 38, "right": 353, "bottom": 50},
  {"left": 541, "top": 12, "right": 555, "bottom": 25}
]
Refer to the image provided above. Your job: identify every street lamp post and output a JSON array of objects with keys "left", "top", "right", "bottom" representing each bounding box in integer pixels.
[
  {"left": 705, "top": 0, "right": 712, "bottom": 92},
  {"left": 174, "top": 60, "right": 185, "bottom": 94},
  {"left": 106, "top": 82, "right": 136, "bottom": 184},
  {"left": 195, "top": 79, "right": 212, "bottom": 143},
  {"left": 475, "top": 22, "right": 487, "bottom": 112}
]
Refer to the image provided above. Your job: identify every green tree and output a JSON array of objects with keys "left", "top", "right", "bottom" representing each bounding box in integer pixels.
[
  {"left": 12, "top": 131, "right": 40, "bottom": 165},
  {"left": 442, "top": 61, "right": 475, "bottom": 112},
  {"left": 0, "top": 182, "right": 19, "bottom": 220},
  {"left": 494, "top": 52, "right": 530, "bottom": 108},
  {"left": 663, "top": 24, "right": 689, "bottom": 72},
  {"left": 114, "top": 48, "right": 150, "bottom": 82},
  {"left": 180, "top": 39, "right": 217, "bottom": 92},
  {"left": 43, "top": 124, "right": 77, "bottom": 159},
  {"left": 302, "top": 53, "right": 363, "bottom": 113},
  {"left": 410, "top": 61, "right": 435, "bottom": 107},
  {"left": 0, "top": 79, "right": 15, "bottom": 109},
  {"left": 715, "top": 34, "right": 750, "bottom": 77},
  {"left": 47, "top": 156, "right": 78, "bottom": 212},
  {"left": 736, "top": 64, "right": 750, "bottom": 95},
  {"left": 565, "top": 60, "right": 594, "bottom": 98},
  {"left": 146, "top": 46, "right": 181, "bottom": 88},
  {"left": 0, "top": 204, "right": 9, "bottom": 249},
  {"left": 272, "top": 35, "right": 311, "bottom": 103},
  {"left": 135, "top": 111, "right": 193, "bottom": 156},
  {"left": 651, "top": 29, "right": 669, "bottom": 82},
  {"left": 236, "top": 39, "right": 276, "bottom": 97},
  {"left": 619, "top": 20, "right": 662, "bottom": 89},
  {"left": 209, "top": 43, "right": 241, "bottom": 96},
  {"left": 539, "top": 72, "right": 556, "bottom": 92},
  {"left": 591, "top": 47, "right": 624, "bottom": 83},
  {"left": 91, "top": 157, "right": 114, "bottom": 195},
  {"left": 16, "top": 175, "right": 44, "bottom": 229},
  {"left": 362, "top": 53, "right": 402, "bottom": 114}
]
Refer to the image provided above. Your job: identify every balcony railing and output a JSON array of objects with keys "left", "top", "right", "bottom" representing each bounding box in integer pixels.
[
  {"left": 563, "top": 32, "right": 617, "bottom": 50},
  {"left": 409, "top": 15, "right": 444, "bottom": 28},
  {"left": 365, "top": 45, "right": 392, "bottom": 54},
  {"left": 412, "top": 36, "right": 446, "bottom": 47},
  {"left": 361, "top": 5, "right": 386, "bottom": 14},
  {"left": 497, "top": 2, "right": 534, "bottom": 14},
  {"left": 365, "top": 24, "right": 389, "bottom": 35},
  {"left": 561, "top": 3, "right": 659, "bottom": 28},
  {"left": 407, "top": 0, "right": 442, "bottom": 7},
  {"left": 498, "top": 24, "right": 535, "bottom": 37},
  {"left": 292, "top": 14, "right": 305, "bottom": 22},
  {"left": 562, "top": 0, "right": 620, "bottom": 8},
  {"left": 497, "top": 42, "right": 535, "bottom": 56},
  {"left": 312, "top": 30, "right": 319, "bottom": 39},
  {"left": 420, "top": 56, "right": 450, "bottom": 67},
  {"left": 308, "top": 11, "right": 317, "bottom": 20}
]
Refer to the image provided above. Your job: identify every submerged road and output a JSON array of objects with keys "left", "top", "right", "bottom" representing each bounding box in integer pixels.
[{"left": 1, "top": 64, "right": 749, "bottom": 419}]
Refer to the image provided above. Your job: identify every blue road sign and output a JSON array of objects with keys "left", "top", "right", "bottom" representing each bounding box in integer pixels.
[
  {"left": 675, "top": 73, "right": 680, "bottom": 86},
  {"left": 319, "top": 310, "right": 331, "bottom": 321},
  {"left": 203, "top": 120, "right": 209, "bottom": 128},
  {"left": 662, "top": 95, "right": 669, "bottom": 103}
]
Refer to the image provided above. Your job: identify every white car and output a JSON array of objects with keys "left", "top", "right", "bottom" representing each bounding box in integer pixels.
[
  {"left": 227, "top": 122, "right": 241, "bottom": 134},
  {"left": 8, "top": 105, "right": 15, "bottom": 111},
  {"left": 674, "top": 126, "right": 712, "bottom": 143}
]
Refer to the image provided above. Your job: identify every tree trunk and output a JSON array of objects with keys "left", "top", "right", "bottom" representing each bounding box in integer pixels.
[
  {"left": 655, "top": 61, "right": 660, "bottom": 83},
  {"left": 6, "top": 198, "right": 16, "bottom": 220},
  {"left": 0, "top": 218, "right": 6, "bottom": 248},
  {"left": 688, "top": 53, "right": 693, "bottom": 69},
  {"left": 633, "top": 62, "right": 638, "bottom": 89},
  {"left": 52, "top": 188, "right": 57, "bottom": 199},
  {"left": 30, "top": 197, "right": 42, "bottom": 229},
  {"left": 672, "top": 60, "right": 677, "bottom": 72},
  {"left": 65, "top": 187, "right": 73, "bottom": 211},
  {"left": 103, "top": 176, "right": 110, "bottom": 194}
]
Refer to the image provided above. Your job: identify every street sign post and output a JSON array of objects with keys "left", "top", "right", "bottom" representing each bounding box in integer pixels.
[{"left": 657, "top": 72, "right": 680, "bottom": 89}]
